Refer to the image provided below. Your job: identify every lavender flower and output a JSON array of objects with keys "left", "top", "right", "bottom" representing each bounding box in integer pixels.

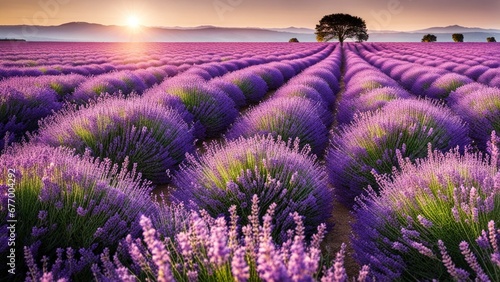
[{"left": 83, "top": 192, "right": 373, "bottom": 281}]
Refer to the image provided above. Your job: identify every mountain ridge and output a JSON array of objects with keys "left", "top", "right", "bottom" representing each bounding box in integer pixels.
[{"left": 1, "top": 22, "right": 499, "bottom": 42}]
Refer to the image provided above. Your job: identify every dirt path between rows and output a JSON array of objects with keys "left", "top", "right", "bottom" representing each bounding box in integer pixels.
[{"left": 322, "top": 47, "right": 361, "bottom": 277}]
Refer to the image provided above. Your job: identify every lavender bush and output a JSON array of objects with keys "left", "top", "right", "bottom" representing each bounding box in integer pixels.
[
  {"left": 36, "top": 96, "right": 195, "bottom": 184},
  {"left": 449, "top": 87, "right": 500, "bottom": 151},
  {"left": 0, "top": 84, "right": 62, "bottom": 151},
  {"left": 251, "top": 65, "right": 285, "bottom": 90},
  {"left": 226, "top": 97, "right": 329, "bottom": 156},
  {"left": 423, "top": 73, "right": 473, "bottom": 99},
  {"left": 0, "top": 144, "right": 155, "bottom": 280},
  {"left": 336, "top": 87, "right": 412, "bottom": 125},
  {"left": 223, "top": 71, "right": 269, "bottom": 104},
  {"left": 286, "top": 76, "right": 335, "bottom": 109},
  {"left": 209, "top": 78, "right": 247, "bottom": 108},
  {"left": 273, "top": 85, "right": 333, "bottom": 127},
  {"left": 160, "top": 81, "right": 239, "bottom": 139},
  {"left": 92, "top": 195, "right": 371, "bottom": 281},
  {"left": 328, "top": 98, "right": 470, "bottom": 207},
  {"left": 171, "top": 135, "right": 333, "bottom": 241},
  {"left": 352, "top": 146, "right": 500, "bottom": 281}
]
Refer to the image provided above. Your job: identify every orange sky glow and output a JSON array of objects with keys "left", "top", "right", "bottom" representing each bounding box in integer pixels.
[{"left": 0, "top": 0, "right": 499, "bottom": 31}]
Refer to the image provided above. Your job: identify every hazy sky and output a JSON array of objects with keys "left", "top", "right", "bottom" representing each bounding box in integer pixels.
[{"left": 1, "top": 0, "right": 499, "bottom": 31}]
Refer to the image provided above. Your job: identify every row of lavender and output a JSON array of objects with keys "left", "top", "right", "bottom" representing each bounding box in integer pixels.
[
  {"left": 330, "top": 44, "right": 500, "bottom": 280},
  {"left": 358, "top": 42, "right": 500, "bottom": 90},
  {"left": 0, "top": 43, "right": 330, "bottom": 151},
  {"left": 0, "top": 43, "right": 358, "bottom": 281},
  {"left": 0, "top": 42, "right": 328, "bottom": 79}
]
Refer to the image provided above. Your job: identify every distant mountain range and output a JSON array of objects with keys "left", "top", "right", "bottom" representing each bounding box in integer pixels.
[{"left": 0, "top": 22, "right": 499, "bottom": 42}]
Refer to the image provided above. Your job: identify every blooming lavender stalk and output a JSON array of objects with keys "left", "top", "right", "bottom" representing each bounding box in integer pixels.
[{"left": 92, "top": 195, "right": 368, "bottom": 281}]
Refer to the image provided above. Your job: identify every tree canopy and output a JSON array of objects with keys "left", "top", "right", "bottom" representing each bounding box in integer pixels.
[
  {"left": 487, "top": 37, "right": 497, "bottom": 42},
  {"left": 288, "top": 38, "right": 299, "bottom": 43},
  {"left": 315, "top": 13, "right": 368, "bottom": 46},
  {"left": 422, "top": 34, "right": 437, "bottom": 42},
  {"left": 452, "top": 33, "right": 464, "bottom": 42}
]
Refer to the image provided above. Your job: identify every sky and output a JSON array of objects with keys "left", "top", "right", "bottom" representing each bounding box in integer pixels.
[{"left": 0, "top": 0, "right": 499, "bottom": 31}]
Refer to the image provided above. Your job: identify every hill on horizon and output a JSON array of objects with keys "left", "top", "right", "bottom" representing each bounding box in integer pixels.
[{"left": 0, "top": 22, "right": 499, "bottom": 42}]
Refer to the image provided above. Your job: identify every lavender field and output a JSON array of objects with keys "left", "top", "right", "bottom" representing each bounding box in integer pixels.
[{"left": 1, "top": 41, "right": 500, "bottom": 281}]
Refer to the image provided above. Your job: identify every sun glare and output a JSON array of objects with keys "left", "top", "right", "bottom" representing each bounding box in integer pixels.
[{"left": 127, "top": 15, "right": 140, "bottom": 29}]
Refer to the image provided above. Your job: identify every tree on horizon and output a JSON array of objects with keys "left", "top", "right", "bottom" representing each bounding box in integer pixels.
[{"left": 315, "top": 13, "right": 368, "bottom": 46}]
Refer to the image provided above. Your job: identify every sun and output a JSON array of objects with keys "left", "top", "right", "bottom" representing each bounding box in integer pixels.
[{"left": 127, "top": 15, "right": 140, "bottom": 29}]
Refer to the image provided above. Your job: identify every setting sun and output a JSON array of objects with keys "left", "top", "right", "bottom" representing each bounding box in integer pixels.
[{"left": 127, "top": 15, "right": 140, "bottom": 28}]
